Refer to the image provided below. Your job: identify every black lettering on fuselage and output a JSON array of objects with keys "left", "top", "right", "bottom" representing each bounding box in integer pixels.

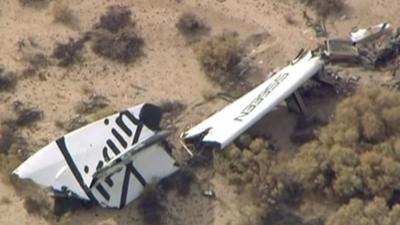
[
  {"left": 234, "top": 72, "right": 290, "bottom": 122},
  {"left": 101, "top": 110, "right": 143, "bottom": 163}
]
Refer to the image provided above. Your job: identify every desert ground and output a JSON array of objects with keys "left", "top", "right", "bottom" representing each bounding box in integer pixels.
[{"left": 1, "top": 0, "right": 400, "bottom": 225}]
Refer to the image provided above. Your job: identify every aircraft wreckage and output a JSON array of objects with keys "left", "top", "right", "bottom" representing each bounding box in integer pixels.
[{"left": 13, "top": 22, "right": 400, "bottom": 208}]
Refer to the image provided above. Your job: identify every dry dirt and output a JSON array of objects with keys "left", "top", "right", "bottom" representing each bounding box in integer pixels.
[{"left": 0, "top": 0, "right": 399, "bottom": 225}]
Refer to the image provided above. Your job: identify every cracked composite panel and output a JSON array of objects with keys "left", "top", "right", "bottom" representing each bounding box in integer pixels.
[
  {"left": 182, "top": 50, "right": 324, "bottom": 150},
  {"left": 13, "top": 104, "right": 179, "bottom": 208}
]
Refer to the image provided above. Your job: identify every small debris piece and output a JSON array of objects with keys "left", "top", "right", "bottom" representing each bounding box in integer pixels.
[
  {"left": 313, "top": 20, "right": 327, "bottom": 38},
  {"left": 202, "top": 189, "right": 216, "bottom": 198},
  {"left": 315, "top": 68, "right": 358, "bottom": 94}
]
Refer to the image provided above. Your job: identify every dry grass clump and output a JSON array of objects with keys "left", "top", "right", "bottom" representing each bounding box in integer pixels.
[
  {"left": 289, "top": 86, "right": 400, "bottom": 200},
  {"left": 301, "top": 0, "right": 345, "bottom": 18},
  {"left": 326, "top": 197, "right": 400, "bottom": 225},
  {"left": 52, "top": 36, "right": 89, "bottom": 67},
  {"left": 75, "top": 95, "right": 110, "bottom": 114},
  {"left": 195, "top": 32, "right": 247, "bottom": 86},
  {"left": 91, "top": 6, "right": 144, "bottom": 63},
  {"left": 176, "top": 13, "right": 210, "bottom": 43},
  {"left": 0, "top": 68, "right": 17, "bottom": 92}
]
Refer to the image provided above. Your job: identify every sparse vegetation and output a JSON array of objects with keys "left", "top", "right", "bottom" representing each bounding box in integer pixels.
[
  {"left": 0, "top": 68, "right": 17, "bottom": 92},
  {"left": 176, "top": 13, "right": 210, "bottom": 43},
  {"left": 301, "top": 0, "right": 345, "bottom": 18},
  {"left": 195, "top": 32, "right": 248, "bottom": 86},
  {"left": 52, "top": 36, "right": 89, "bottom": 67}
]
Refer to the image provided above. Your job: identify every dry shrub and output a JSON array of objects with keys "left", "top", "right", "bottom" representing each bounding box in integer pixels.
[
  {"left": 302, "top": 0, "right": 345, "bottom": 18},
  {"left": 160, "top": 169, "right": 195, "bottom": 196},
  {"left": 10, "top": 178, "right": 56, "bottom": 219},
  {"left": 52, "top": 2, "right": 78, "bottom": 28},
  {"left": 326, "top": 198, "right": 400, "bottom": 225},
  {"left": 159, "top": 100, "right": 186, "bottom": 128},
  {"left": 176, "top": 13, "right": 210, "bottom": 43},
  {"left": 195, "top": 32, "right": 246, "bottom": 86},
  {"left": 91, "top": 29, "right": 144, "bottom": 63},
  {"left": 21, "top": 53, "right": 49, "bottom": 72},
  {"left": 137, "top": 186, "right": 165, "bottom": 225},
  {"left": 0, "top": 122, "right": 16, "bottom": 154},
  {"left": 75, "top": 94, "right": 110, "bottom": 114},
  {"left": 12, "top": 101, "right": 43, "bottom": 127},
  {"left": 0, "top": 68, "right": 17, "bottom": 92},
  {"left": 24, "top": 195, "right": 53, "bottom": 217},
  {"left": 94, "top": 5, "right": 133, "bottom": 32},
  {"left": 289, "top": 86, "right": 400, "bottom": 200},
  {"left": 214, "top": 136, "right": 300, "bottom": 204},
  {"left": 261, "top": 206, "right": 305, "bottom": 225},
  {"left": 90, "top": 5, "right": 144, "bottom": 63},
  {"left": 52, "top": 36, "right": 89, "bottom": 67}
]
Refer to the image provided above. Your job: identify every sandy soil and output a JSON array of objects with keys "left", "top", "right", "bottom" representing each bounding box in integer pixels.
[{"left": 0, "top": 0, "right": 400, "bottom": 224}]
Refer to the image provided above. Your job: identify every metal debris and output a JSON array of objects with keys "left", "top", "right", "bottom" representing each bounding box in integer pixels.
[
  {"left": 350, "top": 23, "right": 392, "bottom": 44},
  {"left": 202, "top": 189, "right": 216, "bottom": 198},
  {"left": 323, "top": 39, "right": 359, "bottom": 63}
]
